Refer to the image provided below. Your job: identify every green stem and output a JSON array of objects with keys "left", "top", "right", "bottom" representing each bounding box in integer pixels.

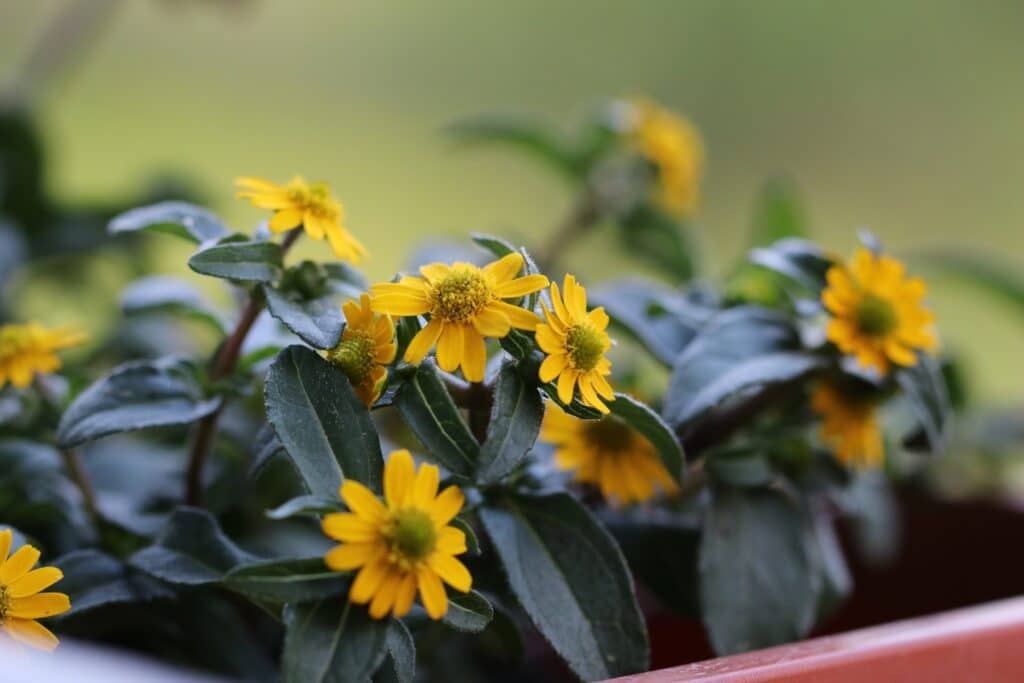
[{"left": 533, "top": 186, "right": 602, "bottom": 274}]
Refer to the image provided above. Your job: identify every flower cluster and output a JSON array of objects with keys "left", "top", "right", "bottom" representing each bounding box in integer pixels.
[{"left": 627, "top": 97, "right": 704, "bottom": 215}]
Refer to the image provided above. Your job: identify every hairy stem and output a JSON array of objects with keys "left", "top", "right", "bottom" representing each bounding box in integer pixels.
[
  {"left": 185, "top": 228, "right": 302, "bottom": 505},
  {"left": 533, "top": 186, "right": 602, "bottom": 273}
]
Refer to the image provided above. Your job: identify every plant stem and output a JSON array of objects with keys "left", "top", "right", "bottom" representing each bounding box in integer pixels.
[
  {"left": 184, "top": 228, "right": 302, "bottom": 505},
  {"left": 466, "top": 382, "right": 493, "bottom": 443},
  {"left": 61, "top": 447, "right": 99, "bottom": 520},
  {"left": 533, "top": 186, "right": 602, "bottom": 274}
]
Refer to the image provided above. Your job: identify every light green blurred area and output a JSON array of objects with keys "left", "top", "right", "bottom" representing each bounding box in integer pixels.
[{"left": 2, "top": 0, "right": 1023, "bottom": 401}]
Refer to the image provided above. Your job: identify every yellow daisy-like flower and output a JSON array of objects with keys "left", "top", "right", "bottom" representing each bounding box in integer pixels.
[
  {"left": 628, "top": 98, "right": 704, "bottom": 215},
  {"left": 0, "top": 529, "right": 71, "bottom": 651},
  {"left": 235, "top": 175, "right": 368, "bottom": 264},
  {"left": 326, "top": 294, "right": 397, "bottom": 407},
  {"left": 542, "top": 404, "right": 678, "bottom": 505},
  {"left": 823, "top": 248, "right": 938, "bottom": 375},
  {"left": 536, "top": 275, "right": 616, "bottom": 414},
  {"left": 369, "top": 253, "right": 549, "bottom": 382},
  {"left": 322, "top": 450, "right": 471, "bottom": 620},
  {"left": 812, "top": 384, "right": 884, "bottom": 468},
  {"left": 0, "top": 323, "right": 86, "bottom": 390}
]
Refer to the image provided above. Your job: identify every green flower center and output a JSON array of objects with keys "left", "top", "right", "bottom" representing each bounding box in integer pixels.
[
  {"left": 565, "top": 324, "right": 605, "bottom": 371},
  {"left": 430, "top": 270, "right": 491, "bottom": 323},
  {"left": 327, "top": 333, "right": 376, "bottom": 385},
  {"left": 388, "top": 509, "right": 437, "bottom": 561},
  {"left": 583, "top": 416, "right": 634, "bottom": 453},
  {"left": 856, "top": 294, "right": 898, "bottom": 336}
]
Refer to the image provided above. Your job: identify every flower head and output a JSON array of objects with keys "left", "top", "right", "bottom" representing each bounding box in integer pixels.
[
  {"left": 823, "top": 248, "right": 937, "bottom": 375},
  {"left": 235, "top": 175, "right": 368, "bottom": 264},
  {"left": 0, "top": 323, "right": 85, "bottom": 390},
  {"left": 326, "top": 294, "right": 397, "bottom": 406},
  {"left": 542, "top": 404, "right": 677, "bottom": 505},
  {"left": 536, "top": 275, "right": 615, "bottom": 413},
  {"left": 322, "top": 450, "right": 471, "bottom": 619},
  {"left": 627, "top": 98, "right": 704, "bottom": 215},
  {"left": 369, "top": 253, "right": 548, "bottom": 382},
  {"left": 0, "top": 529, "right": 71, "bottom": 651},
  {"left": 812, "top": 384, "right": 884, "bottom": 468}
]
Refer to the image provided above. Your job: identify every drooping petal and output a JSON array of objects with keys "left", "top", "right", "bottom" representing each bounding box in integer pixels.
[
  {"left": 461, "top": 328, "right": 487, "bottom": 382},
  {"left": 349, "top": 558, "right": 391, "bottom": 604},
  {"left": 403, "top": 318, "right": 444, "bottom": 364},
  {"left": 435, "top": 323, "right": 464, "bottom": 373},
  {"left": 427, "top": 553, "right": 472, "bottom": 593},
  {"left": 416, "top": 566, "right": 448, "bottom": 619},
  {"left": 392, "top": 572, "right": 418, "bottom": 618},
  {"left": 268, "top": 208, "right": 304, "bottom": 233},
  {"left": 303, "top": 211, "right": 326, "bottom": 240},
  {"left": 557, "top": 369, "right": 577, "bottom": 404},
  {"left": 368, "top": 570, "right": 403, "bottom": 619},
  {"left": 2, "top": 619, "right": 59, "bottom": 652}
]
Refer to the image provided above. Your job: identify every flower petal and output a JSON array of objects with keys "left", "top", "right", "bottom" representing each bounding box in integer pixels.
[
  {"left": 419, "top": 263, "right": 450, "bottom": 283},
  {"left": 322, "top": 513, "right": 378, "bottom": 543},
  {"left": 0, "top": 545, "right": 40, "bottom": 585},
  {"left": 269, "top": 208, "right": 303, "bottom": 233},
  {"left": 384, "top": 449, "right": 415, "bottom": 509},
  {"left": 472, "top": 307, "right": 511, "bottom": 338},
  {"left": 462, "top": 328, "right": 487, "bottom": 382},
  {"left": 416, "top": 566, "right": 448, "bottom": 619},
  {"left": 482, "top": 252, "right": 524, "bottom": 284},
  {"left": 557, "top": 368, "right": 577, "bottom": 404},
  {"left": 429, "top": 486, "right": 465, "bottom": 527},
  {"left": 495, "top": 274, "right": 549, "bottom": 299},
  {"left": 8, "top": 592, "right": 71, "bottom": 619},
  {"left": 427, "top": 553, "right": 472, "bottom": 593},
  {"left": 404, "top": 318, "right": 444, "bottom": 364},
  {"left": 412, "top": 463, "right": 440, "bottom": 509},
  {"left": 341, "top": 480, "right": 387, "bottom": 522},
  {"left": 2, "top": 619, "right": 59, "bottom": 652},
  {"left": 324, "top": 543, "right": 379, "bottom": 571},
  {"left": 392, "top": 572, "right": 418, "bottom": 618},
  {"left": 0, "top": 529, "right": 11, "bottom": 564},
  {"left": 539, "top": 353, "right": 567, "bottom": 383},
  {"left": 435, "top": 323, "right": 464, "bottom": 373},
  {"left": 435, "top": 526, "right": 467, "bottom": 555},
  {"left": 8, "top": 567, "right": 63, "bottom": 599},
  {"left": 369, "top": 570, "right": 402, "bottom": 619},
  {"left": 488, "top": 301, "right": 541, "bottom": 331}
]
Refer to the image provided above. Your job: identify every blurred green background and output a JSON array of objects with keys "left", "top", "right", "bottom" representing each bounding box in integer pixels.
[{"left": 1, "top": 0, "right": 1022, "bottom": 402}]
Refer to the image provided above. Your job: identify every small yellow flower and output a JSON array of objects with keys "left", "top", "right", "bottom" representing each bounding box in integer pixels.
[
  {"left": 326, "top": 294, "right": 397, "bottom": 407},
  {"left": 542, "top": 404, "right": 677, "bottom": 505},
  {"left": 322, "top": 450, "right": 471, "bottom": 620},
  {"left": 0, "top": 529, "right": 71, "bottom": 651},
  {"left": 823, "top": 248, "right": 937, "bottom": 375},
  {"left": 369, "top": 253, "right": 548, "bottom": 382},
  {"left": 627, "top": 98, "right": 704, "bottom": 215},
  {"left": 0, "top": 323, "right": 86, "bottom": 390},
  {"left": 812, "top": 384, "right": 884, "bottom": 468},
  {"left": 536, "top": 275, "right": 615, "bottom": 413},
  {"left": 235, "top": 175, "right": 368, "bottom": 264}
]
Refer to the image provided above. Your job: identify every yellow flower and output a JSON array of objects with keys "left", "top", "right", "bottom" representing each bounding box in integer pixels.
[
  {"left": 0, "top": 323, "right": 86, "bottom": 390},
  {"left": 235, "top": 175, "right": 368, "bottom": 264},
  {"left": 322, "top": 450, "right": 471, "bottom": 620},
  {"left": 326, "top": 294, "right": 397, "bottom": 406},
  {"left": 369, "top": 253, "right": 548, "bottom": 382},
  {"left": 823, "top": 248, "right": 937, "bottom": 375},
  {"left": 541, "top": 404, "right": 677, "bottom": 505},
  {"left": 812, "top": 384, "right": 884, "bottom": 468},
  {"left": 536, "top": 275, "right": 615, "bottom": 413},
  {"left": 628, "top": 98, "right": 704, "bottom": 215},
  {"left": 0, "top": 529, "right": 71, "bottom": 651}
]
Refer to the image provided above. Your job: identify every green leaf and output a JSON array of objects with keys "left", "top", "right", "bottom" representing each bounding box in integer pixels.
[
  {"left": 663, "top": 307, "right": 820, "bottom": 431},
  {"left": 449, "top": 517, "right": 481, "bottom": 556},
  {"left": 895, "top": 352, "right": 951, "bottom": 456},
  {"left": 282, "top": 600, "right": 390, "bottom": 683},
  {"left": 748, "top": 238, "right": 832, "bottom": 293},
  {"left": 377, "top": 620, "right": 416, "bottom": 683},
  {"left": 620, "top": 207, "right": 698, "bottom": 283},
  {"left": 705, "top": 448, "right": 776, "bottom": 488},
  {"left": 109, "top": 201, "right": 230, "bottom": 244},
  {"left": 121, "top": 275, "right": 227, "bottom": 334},
  {"left": 607, "top": 516, "right": 700, "bottom": 618},
  {"left": 0, "top": 440, "right": 92, "bottom": 541},
  {"left": 480, "top": 492, "right": 649, "bottom": 680},
  {"left": 476, "top": 362, "right": 544, "bottom": 484},
  {"left": 225, "top": 557, "right": 349, "bottom": 604},
  {"left": 590, "top": 278, "right": 713, "bottom": 366},
  {"left": 129, "top": 507, "right": 258, "bottom": 586},
  {"left": 749, "top": 178, "right": 809, "bottom": 247},
  {"left": 608, "top": 393, "right": 686, "bottom": 483},
  {"left": 393, "top": 361, "right": 479, "bottom": 477},
  {"left": 806, "top": 512, "right": 852, "bottom": 621},
  {"left": 267, "top": 495, "right": 345, "bottom": 520},
  {"left": 448, "top": 116, "right": 580, "bottom": 179},
  {"left": 188, "top": 237, "right": 284, "bottom": 283},
  {"left": 263, "top": 284, "right": 346, "bottom": 349},
  {"left": 57, "top": 356, "right": 222, "bottom": 449},
  {"left": 699, "top": 487, "right": 817, "bottom": 655},
  {"left": 53, "top": 549, "right": 174, "bottom": 618},
  {"left": 265, "top": 346, "right": 384, "bottom": 496},
  {"left": 441, "top": 590, "right": 494, "bottom": 633}
]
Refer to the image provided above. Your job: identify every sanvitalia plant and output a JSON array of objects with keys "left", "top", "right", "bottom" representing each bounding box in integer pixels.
[{"left": 0, "top": 97, "right": 952, "bottom": 682}]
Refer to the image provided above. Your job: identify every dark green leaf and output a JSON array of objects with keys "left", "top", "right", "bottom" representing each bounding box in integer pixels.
[
  {"left": 749, "top": 178, "right": 809, "bottom": 247},
  {"left": 226, "top": 557, "right": 349, "bottom": 603},
  {"left": 663, "top": 307, "right": 820, "bottom": 430},
  {"left": 263, "top": 284, "right": 346, "bottom": 349},
  {"left": 129, "top": 507, "right": 258, "bottom": 585},
  {"left": 896, "top": 352, "right": 951, "bottom": 456},
  {"left": 57, "top": 356, "right": 222, "bottom": 449},
  {"left": 806, "top": 512, "right": 852, "bottom": 621},
  {"left": 282, "top": 600, "right": 390, "bottom": 683},
  {"left": 476, "top": 362, "right": 543, "bottom": 484},
  {"left": 749, "top": 238, "right": 832, "bottom": 293},
  {"left": 53, "top": 550, "right": 174, "bottom": 617},
  {"left": 608, "top": 393, "right": 685, "bottom": 483},
  {"left": 324, "top": 262, "right": 369, "bottom": 291},
  {"left": 448, "top": 116, "right": 580, "bottom": 179},
  {"left": 189, "top": 238, "right": 284, "bottom": 282},
  {"left": 109, "top": 201, "right": 230, "bottom": 243},
  {"left": 449, "top": 517, "right": 481, "bottom": 556},
  {"left": 0, "top": 440, "right": 92, "bottom": 542},
  {"left": 121, "top": 275, "right": 226, "bottom": 334},
  {"left": 705, "top": 448, "right": 775, "bottom": 488},
  {"left": 441, "top": 590, "right": 494, "bottom": 633},
  {"left": 699, "top": 488, "right": 817, "bottom": 655},
  {"left": 267, "top": 495, "right": 345, "bottom": 520},
  {"left": 608, "top": 517, "right": 700, "bottom": 618},
  {"left": 590, "top": 278, "right": 713, "bottom": 366},
  {"left": 480, "top": 492, "right": 648, "bottom": 680},
  {"left": 378, "top": 620, "right": 416, "bottom": 683},
  {"left": 265, "top": 346, "right": 384, "bottom": 496},
  {"left": 393, "top": 361, "right": 478, "bottom": 477}
]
